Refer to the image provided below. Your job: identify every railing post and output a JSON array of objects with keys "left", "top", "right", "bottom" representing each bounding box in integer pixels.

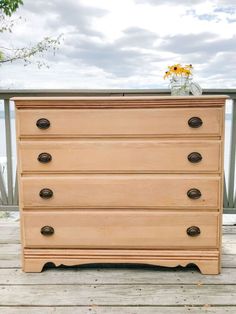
[
  {"left": 233, "top": 98, "right": 236, "bottom": 209},
  {"left": 4, "top": 99, "right": 14, "bottom": 205},
  {"left": 228, "top": 98, "right": 236, "bottom": 208}
]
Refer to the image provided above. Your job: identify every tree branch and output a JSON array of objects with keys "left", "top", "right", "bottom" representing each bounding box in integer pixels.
[{"left": 0, "top": 35, "right": 63, "bottom": 66}]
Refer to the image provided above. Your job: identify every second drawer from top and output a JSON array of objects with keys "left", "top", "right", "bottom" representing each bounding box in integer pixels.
[{"left": 19, "top": 139, "right": 222, "bottom": 173}]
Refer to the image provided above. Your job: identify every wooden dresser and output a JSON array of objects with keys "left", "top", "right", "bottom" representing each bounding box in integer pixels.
[{"left": 14, "top": 95, "right": 227, "bottom": 274}]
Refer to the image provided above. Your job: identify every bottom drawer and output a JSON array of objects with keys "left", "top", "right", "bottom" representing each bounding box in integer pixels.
[{"left": 22, "top": 210, "right": 219, "bottom": 249}]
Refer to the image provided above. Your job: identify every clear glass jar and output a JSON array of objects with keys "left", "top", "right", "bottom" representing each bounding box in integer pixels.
[{"left": 170, "top": 76, "right": 190, "bottom": 96}]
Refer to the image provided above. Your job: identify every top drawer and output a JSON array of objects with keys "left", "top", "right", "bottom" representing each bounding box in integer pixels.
[{"left": 16, "top": 107, "right": 223, "bottom": 137}]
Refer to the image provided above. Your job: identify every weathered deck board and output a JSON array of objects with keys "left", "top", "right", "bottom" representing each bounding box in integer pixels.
[
  {"left": 222, "top": 225, "right": 236, "bottom": 233},
  {"left": 222, "top": 255, "right": 236, "bottom": 267},
  {"left": 1, "top": 267, "right": 236, "bottom": 285},
  {"left": 1, "top": 307, "right": 236, "bottom": 314},
  {"left": 0, "top": 219, "right": 236, "bottom": 312},
  {"left": 1, "top": 284, "right": 236, "bottom": 306},
  {"left": 0, "top": 224, "right": 20, "bottom": 244}
]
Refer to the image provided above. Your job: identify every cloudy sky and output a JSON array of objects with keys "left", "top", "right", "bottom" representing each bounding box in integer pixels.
[{"left": 0, "top": 0, "right": 236, "bottom": 89}]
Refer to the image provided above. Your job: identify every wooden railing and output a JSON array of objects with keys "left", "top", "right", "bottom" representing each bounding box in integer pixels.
[{"left": 0, "top": 89, "right": 236, "bottom": 213}]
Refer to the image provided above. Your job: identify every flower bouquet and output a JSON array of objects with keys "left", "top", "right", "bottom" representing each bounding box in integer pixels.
[{"left": 164, "top": 64, "right": 202, "bottom": 96}]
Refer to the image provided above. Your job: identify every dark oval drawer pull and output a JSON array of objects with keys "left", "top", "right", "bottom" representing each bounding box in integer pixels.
[
  {"left": 41, "top": 226, "right": 54, "bottom": 236},
  {"left": 39, "top": 188, "right": 53, "bottom": 199},
  {"left": 188, "top": 152, "right": 202, "bottom": 163},
  {"left": 186, "top": 226, "right": 201, "bottom": 237},
  {"left": 188, "top": 117, "right": 203, "bottom": 128},
  {"left": 38, "top": 152, "right": 52, "bottom": 163},
  {"left": 36, "top": 118, "right": 50, "bottom": 129},
  {"left": 187, "top": 188, "right": 202, "bottom": 199}
]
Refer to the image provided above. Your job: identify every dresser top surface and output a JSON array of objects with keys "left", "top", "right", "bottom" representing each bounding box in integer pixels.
[
  {"left": 13, "top": 95, "right": 228, "bottom": 109},
  {"left": 12, "top": 95, "right": 229, "bottom": 101}
]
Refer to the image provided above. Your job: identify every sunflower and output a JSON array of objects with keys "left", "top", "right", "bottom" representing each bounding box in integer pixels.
[{"left": 164, "top": 64, "right": 193, "bottom": 79}]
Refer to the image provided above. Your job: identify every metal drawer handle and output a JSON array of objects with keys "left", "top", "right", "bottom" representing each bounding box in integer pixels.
[
  {"left": 36, "top": 118, "right": 50, "bottom": 129},
  {"left": 38, "top": 152, "right": 52, "bottom": 163},
  {"left": 187, "top": 188, "right": 202, "bottom": 199},
  {"left": 188, "top": 117, "right": 203, "bottom": 128},
  {"left": 39, "top": 188, "right": 53, "bottom": 199},
  {"left": 188, "top": 152, "right": 202, "bottom": 163},
  {"left": 187, "top": 226, "right": 201, "bottom": 237},
  {"left": 41, "top": 226, "right": 54, "bottom": 236}
]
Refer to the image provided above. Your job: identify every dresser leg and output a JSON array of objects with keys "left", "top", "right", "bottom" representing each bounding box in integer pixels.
[
  {"left": 196, "top": 260, "right": 220, "bottom": 275},
  {"left": 23, "top": 259, "right": 45, "bottom": 273}
]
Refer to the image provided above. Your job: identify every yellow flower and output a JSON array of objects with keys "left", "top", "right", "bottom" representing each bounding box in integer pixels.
[
  {"left": 182, "top": 69, "right": 191, "bottom": 76},
  {"left": 164, "top": 63, "right": 193, "bottom": 79},
  {"left": 168, "top": 64, "right": 181, "bottom": 73},
  {"left": 164, "top": 71, "right": 171, "bottom": 79}
]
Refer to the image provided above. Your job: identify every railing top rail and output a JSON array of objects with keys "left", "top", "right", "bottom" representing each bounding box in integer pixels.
[{"left": 0, "top": 89, "right": 236, "bottom": 99}]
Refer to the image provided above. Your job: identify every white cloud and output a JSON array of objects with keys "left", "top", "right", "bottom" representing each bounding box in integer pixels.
[{"left": 0, "top": 0, "right": 236, "bottom": 88}]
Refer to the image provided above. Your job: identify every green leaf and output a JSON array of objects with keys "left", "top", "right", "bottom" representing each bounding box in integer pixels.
[
  {"left": 0, "top": 0, "right": 23, "bottom": 16},
  {"left": 0, "top": 50, "right": 4, "bottom": 61}
]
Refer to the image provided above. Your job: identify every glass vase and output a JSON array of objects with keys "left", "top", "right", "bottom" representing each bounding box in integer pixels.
[{"left": 170, "top": 76, "right": 190, "bottom": 96}]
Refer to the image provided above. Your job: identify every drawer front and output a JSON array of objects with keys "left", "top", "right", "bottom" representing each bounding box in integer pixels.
[
  {"left": 19, "top": 140, "right": 221, "bottom": 173},
  {"left": 21, "top": 175, "right": 220, "bottom": 209},
  {"left": 22, "top": 210, "right": 219, "bottom": 249},
  {"left": 17, "top": 108, "right": 222, "bottom": 137}
]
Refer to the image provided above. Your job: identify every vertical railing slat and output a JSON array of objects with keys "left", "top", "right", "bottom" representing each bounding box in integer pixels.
[
  {"left": 4, "top": 99, "right": 13, "bottom": 205},
  {"left": 228, "top": 99, "right": 236, "bottom": 208},
  {"left": 233, "top": 99, "right": 236, "bottom": 209},
  {"left": 0, "top": 167, "right": 8, "bottom": 204},
  {"left": 13, "top": 169, "right": 18, "bottom": 205},
  {"left": 223, "top": 174, "right": 228, "bottom": 209}
]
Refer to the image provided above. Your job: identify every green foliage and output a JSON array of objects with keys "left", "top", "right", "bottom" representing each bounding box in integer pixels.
[
  {"left": 0, "top": 35, "right": 63, "bottom": 66},
  {"left": 0, "top": 51, "right": 4, "bottom": 60},
  {"left": 0, "top": 0, "right": 23, "bottom": 16},
  {"left": 0, "top": 0, "right": 62, "bottom": 67},
  {"left": 0, "top": 211, "right": 11, "bottom": 218},
  {"left": 0, "top": 14, "right": 19, "bottom": 33}
]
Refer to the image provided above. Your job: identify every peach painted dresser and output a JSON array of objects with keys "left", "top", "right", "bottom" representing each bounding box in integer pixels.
[{"left": 13, "top": 95, "right": 228, "bottom": 274}]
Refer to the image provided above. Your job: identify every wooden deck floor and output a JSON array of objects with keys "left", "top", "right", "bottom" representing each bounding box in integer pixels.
[{"left": 1, "top": 215, "right": 236, "bottom": 313}]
